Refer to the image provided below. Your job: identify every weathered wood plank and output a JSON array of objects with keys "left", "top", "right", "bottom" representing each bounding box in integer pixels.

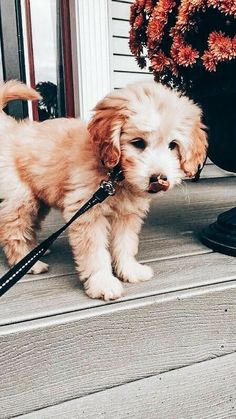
[
  {"left": 1, "top": 177, "right": 236, "bottom": 325},
  {"left": 0, "top": 282, "right": 236, "bottom": 417},
  {"left": 0, "top": 230, "right": 209, "bottom": 275},
  {"left": 18, "top": 351, "right": 236, "bottom": 419},
  {"left": 1, "top": 177, "right": 234, "bottom": 252},
  {"left": 2, "top": 177, "right": 236, "bottom": 272},
  {"left": 40, "top": 178, "right": 236, "bottom": 228},
  {"left": 201, "top": 164, "right": 235, "bottom": 179},
  {"left": 9, "top": 248, "right": 236, "bottom": 325}
]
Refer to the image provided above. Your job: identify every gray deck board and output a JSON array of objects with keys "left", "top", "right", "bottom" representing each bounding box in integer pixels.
[
  {"left": 18, "top": 351, "right": 236, "bottom": 419},
  {"left": 39, "top": 177, "right": 236, "bottom": 228},
  {"left": 1, "top": 177, "right": 236, "bottom": 417},
  {"left": 0, "top": 231, "right": 211, "bottom": 281},
  {"left": 1, "top": 252, "right": 236, "bottom": 326},
  {"left": 1, "top": 178, "right": 236, "bottom": 325},
  {"left": 1, "top": 282, "right": 236, "bottom": 417}
]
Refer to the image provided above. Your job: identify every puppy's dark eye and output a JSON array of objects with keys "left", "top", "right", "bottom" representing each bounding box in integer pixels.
[
  {"left": 169, "top": 141, "right": 177, "bottom": 150},
  {"left": 131, "top": 138, "right": 146, "bottom": 150}
]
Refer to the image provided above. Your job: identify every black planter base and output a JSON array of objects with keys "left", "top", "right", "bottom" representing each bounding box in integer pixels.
[{"left": 201, "top": 207, "right": 236, "bottom": 257}]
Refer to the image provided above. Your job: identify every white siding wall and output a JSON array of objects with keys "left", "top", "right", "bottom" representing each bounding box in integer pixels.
[
  {"left": 73, "top": 0, "right": 112, "bottom": 120},
  {"left": 73, "top": 0, "right": 152, "bottom": 117},
  {"left": 109, "top": 0, "right": 153, "bottom": 88}
]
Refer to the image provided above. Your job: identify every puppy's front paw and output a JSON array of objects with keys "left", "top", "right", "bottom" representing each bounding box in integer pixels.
[
  {"left": 84, "top": 273, "right": 124, "bottom": 301},
  {"left": 120, "top": 262, "right": 153, "bottom": 283},
  {"left": 28, "top": 261, "right": 49, "bottom": 275}
]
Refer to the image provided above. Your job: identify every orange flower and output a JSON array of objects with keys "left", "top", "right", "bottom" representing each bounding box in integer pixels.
[
  {"left": 171, "top": 35, "right": 184, "bottom": 60},
  {"left": 176, "top": 0, "right": 205, "bottom": 30},
  {"left": 130, "top": 0, "right": 146, "bottom": 25},
  {"left": 129, "top": 0, "right": 236, "bottom": 80},
  {"left": 176, "top": 44, "right": 199, "bottom": 66},
  {"left": 208, "top": 31, "right": 233, "bottom": 59},
  {"left": 207, "top": 0, "right": 236, "bottom": 15},
  {"left": 129, "top": 28, "right": 142, "bottom": 56},
  {"left": 145, "top": 0, "right": 154, "bottom": 13},
  {"left": 130, "top": 3, "right": 138, "bottom": 25},
  {"left": 134, "top": 14, "right": 144, "bottom": 28},
  {"left": 202, "top": 51, "right": 217, "bottom": 70},
  {"left": 207, "top": 0, "right": 219, "bottom": 8},
  {"left": 219, "top": 0, "right": 236, "bottom": 16},
  {"left": 136, "top": 0, "right": 146, "bottom": 12},
  {"left": 171, "top": 33, "right": 199, "bottom": 66},
  {"left": 208, "top": 30, "right": 225, "bottom": 46},
  {"left": 147, "top": 0, "right": 175, "bottom": 43},
  {"left": 151, "top": 51, "right": 171, "bottom": 72}
]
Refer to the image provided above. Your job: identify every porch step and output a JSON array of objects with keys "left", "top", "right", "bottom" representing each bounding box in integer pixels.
[
  {"left": 18, "top": 351, "right": 236, "bottom": 419},
  {"left": 1, "top": 178, "right": 236, "bottom": 418}
]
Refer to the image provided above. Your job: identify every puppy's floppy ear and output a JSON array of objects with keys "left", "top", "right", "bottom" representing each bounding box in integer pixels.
[
  {"left": 180, "top": 120, "right": 208, "bottom": 178},
  {"left": 88, "top": 95, "right": 130, "bottom": 169}
]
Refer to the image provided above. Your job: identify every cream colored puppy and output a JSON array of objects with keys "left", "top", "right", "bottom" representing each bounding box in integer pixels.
[{"left": 0, "top": 80, "right": 207, "bottom": 300}]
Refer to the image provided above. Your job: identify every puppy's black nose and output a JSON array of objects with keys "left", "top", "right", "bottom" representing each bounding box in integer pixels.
[{"left": 149, "top": 174, "right": 168, "bottom": 184}]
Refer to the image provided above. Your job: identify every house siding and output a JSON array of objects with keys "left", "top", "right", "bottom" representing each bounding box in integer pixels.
[{"left": 110, "top": 0, "right": 153, "bottom": 88}]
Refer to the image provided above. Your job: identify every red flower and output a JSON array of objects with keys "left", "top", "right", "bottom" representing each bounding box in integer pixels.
[
  {"left": 130, "top": 0, "right": 146, "bottom": 26},
  {"left": 129, "top": 28, "right": 142, "bottom": 56},
  {"left": 176, "top": 44, "right": 199, "bottom": 66},
  {"left": 130, "top": 3, "right": 138, "bottom": 26},
  {"left": 151, "top": 51, "right": 171, "bottom": 72},
  {"left": 208, "top": 31, "right": 234, "bottom": 59},
  {"left": 202, "top": 51, "right": 217, "bottom": 71},
  {"left": 136, "top": 0, "right": 146, "bottom": 13},
  {"left": 171, "top": 34, "right": 199, "bottom": 66},
  {"left": 175, "top": 0, "right": 205, "bottom": 30},
  {"left": 145, "top": 0, "right": 155, "bottom": 13},
  {"left": 134, "top": 13, "right": 144, "bottom": 28},
  {"left": 207, "top": 0, "right": 219, "bottom": 9},
  {"left": 219, "top": 0, "right": 236, "bottom": 16},
  {"left": 129, "top": 0, "right": 236, "bottom": 81},
  {"left": 147, "top": 0, "right": 175, "bottom": 43}
]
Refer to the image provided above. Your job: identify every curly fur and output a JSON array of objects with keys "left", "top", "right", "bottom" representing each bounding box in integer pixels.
[{"left": 0, "top": 80, "right": 207, "bottom": 299}]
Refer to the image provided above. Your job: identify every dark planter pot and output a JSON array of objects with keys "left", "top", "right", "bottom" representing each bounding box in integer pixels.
[
  {"left": 194, "top": 68, "right": 236, "bottom": 173},
  {"left": 189, "top": 61, "right": 236, "bottom": 256}
]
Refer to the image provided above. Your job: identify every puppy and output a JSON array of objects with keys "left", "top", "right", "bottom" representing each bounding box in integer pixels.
[{"left": 0, "top": 80, "right": 207, "bottom": 300}]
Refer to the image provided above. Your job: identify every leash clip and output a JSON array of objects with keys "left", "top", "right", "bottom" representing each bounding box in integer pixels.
[
  {"left": 95, "top": 164, "right": 124, "bottom": 202},
  {"left": 100, "top": 179, "right": 116, "bottom": 196}
]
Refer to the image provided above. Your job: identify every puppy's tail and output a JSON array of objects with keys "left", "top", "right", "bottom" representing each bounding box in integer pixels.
[{"left": 0, "top": 80, "right": 41, "bottom": 111}]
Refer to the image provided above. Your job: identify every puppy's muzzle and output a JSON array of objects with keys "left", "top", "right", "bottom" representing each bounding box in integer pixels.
[{"left": 148, "top": 174, "right": 170, "bottom": 194}]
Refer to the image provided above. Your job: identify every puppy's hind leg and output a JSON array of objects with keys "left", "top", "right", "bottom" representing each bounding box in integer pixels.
[{"left": 0, "top": 194, "right": 49, "bottom": 274}]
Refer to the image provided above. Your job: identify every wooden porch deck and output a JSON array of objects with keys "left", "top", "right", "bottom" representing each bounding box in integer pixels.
[{"left": 1, "top": 174, "right": 236, "bottom": 418}]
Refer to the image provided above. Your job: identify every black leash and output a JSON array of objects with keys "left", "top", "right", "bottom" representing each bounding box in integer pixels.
[{"left": 0, "top": 166, "right": 124, "bottom": 297}]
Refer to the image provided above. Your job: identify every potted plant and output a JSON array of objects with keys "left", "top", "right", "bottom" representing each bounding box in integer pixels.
[{"left": 129, "top": 0, "right": 236, "bottom": 255}]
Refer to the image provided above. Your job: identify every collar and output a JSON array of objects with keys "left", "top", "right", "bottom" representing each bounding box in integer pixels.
[{"left": 108, "top": 164, "right": 125, "bottom": 182}]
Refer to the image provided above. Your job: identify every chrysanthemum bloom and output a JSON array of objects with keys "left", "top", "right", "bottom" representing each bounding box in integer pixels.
[
  {"left": 129, "top": 27, "right": 142, "bottom": 56},
  {"left": 129, "top": 0, "right": 236, "bottom": 86},
  {"left": 147, "top": 0, "right": 175, "bottom": 45},
  {"left": 151, "top": 51, "right": 172, "bottom": 71},
  {"left": 209, "top": 31, "right": 233, "bottom": 60},
  {"left": 202, "top": 50, "right": 217, "bottom": 71}
]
